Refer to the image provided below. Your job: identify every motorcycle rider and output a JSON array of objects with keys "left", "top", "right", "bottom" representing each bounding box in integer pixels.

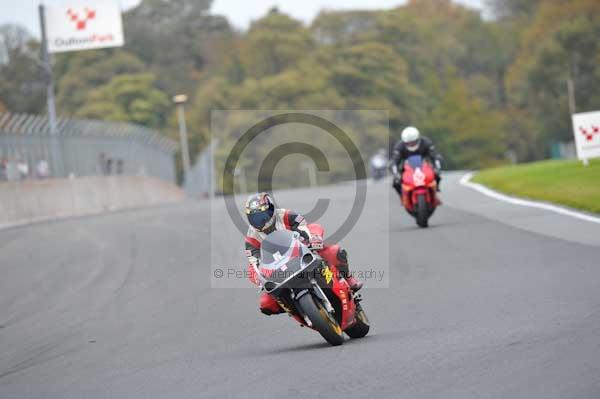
[
  {"left": 244, "top": 192, "right": 363, "bottom": 315},
  {"left": 370, "top": 148, "right": 388, "bottom": 181},
  {"left": 391, "top": 126, "right": 443, "bottom": 196}
]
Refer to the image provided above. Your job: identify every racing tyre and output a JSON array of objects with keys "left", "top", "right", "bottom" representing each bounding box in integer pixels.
[
  {"left": 416, "top": 193, "right": 429, "bottom": 228},
  {"left": 298, "top": 293, "right": 344, "bottom": 346}
]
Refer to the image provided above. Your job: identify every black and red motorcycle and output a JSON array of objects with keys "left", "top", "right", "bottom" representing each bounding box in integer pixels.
[{"left": 253, "top": 225, "right": 369, "bottom": 346}]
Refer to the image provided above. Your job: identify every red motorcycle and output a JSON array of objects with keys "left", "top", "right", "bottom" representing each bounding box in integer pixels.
[
  {"left": 400, "top": 155, "right": 440, "bottom": 228},
  {"left": 253, "top": 224, "right": 369, "bottom": 346}
]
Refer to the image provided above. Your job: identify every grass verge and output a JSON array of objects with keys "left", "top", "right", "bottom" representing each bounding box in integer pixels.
[{"left": 472, "top": 158, "right": 600, "bottom": 214}]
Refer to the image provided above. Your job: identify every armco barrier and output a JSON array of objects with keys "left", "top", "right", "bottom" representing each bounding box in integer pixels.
[{"left": 0, "top": 176, "right": 184, "bottom": 229}]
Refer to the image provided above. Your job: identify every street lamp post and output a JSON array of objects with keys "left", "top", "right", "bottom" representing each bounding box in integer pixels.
[{"left": 173, "top": 94, "right": 191, "bottom": 186}]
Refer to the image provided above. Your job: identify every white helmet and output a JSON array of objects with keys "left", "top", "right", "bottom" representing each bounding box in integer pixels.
[{"left": 401, "top": 126, "right": 421, "bottom": 151}]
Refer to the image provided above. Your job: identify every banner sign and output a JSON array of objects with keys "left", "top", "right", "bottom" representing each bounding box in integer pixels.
[
  {"left": 46, "top": 1, "right": 124, "bottom": 53},
  {"left": 572, "top": 110, "right": 600, "bottom": 161}
]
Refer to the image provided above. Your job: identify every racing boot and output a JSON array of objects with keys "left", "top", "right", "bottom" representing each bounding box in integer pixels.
[
  {"left": 337, "top": 248, "right": 363, "bottom": 292},
  {"left": 346, "top": 275, "right": 363, "bottom": 292}
]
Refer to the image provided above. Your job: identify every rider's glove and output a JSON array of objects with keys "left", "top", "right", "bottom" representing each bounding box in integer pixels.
[
  {"left": 434, "top": 159, "right": 442, "bottom": 171},
  {"left": 308, "top": 234, "right": 324, "bottom": 250},
  {"left": 393, "top": 173, "right": 401, "bottom": 185}
]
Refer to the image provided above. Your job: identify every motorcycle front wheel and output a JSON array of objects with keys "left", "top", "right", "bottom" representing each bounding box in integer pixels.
[
  {"left": 416, "top": 193, "right": 429, "bottom": 228},
  {"left": 298, "top": 293, "right": 344, "bottom": 346}
]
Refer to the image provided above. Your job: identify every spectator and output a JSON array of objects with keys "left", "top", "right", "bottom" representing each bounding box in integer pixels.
[
  {"left": 5, "top": 158, "right": 18, "bottom": 181},
  {"left": 106, "top": 158, "right": 114, "bottom": 175},
  {"left": 17, "top": 158, "right": 29, "bottom": 180},
  {"left": 36, "top": 159, "right": 50, "bottom": 179},
  {"left": 0, "top": 158, "right": 7, "bottom": 181},
  {"left": 97, "top": 153, "right": 108, "bottom": 175},
  {"left": 116, "top": 159, "right": 124, "bottom": 175}
]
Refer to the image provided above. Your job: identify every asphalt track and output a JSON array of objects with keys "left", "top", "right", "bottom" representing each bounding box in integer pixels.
[{"left": 1, "top": 172, "right": 599, "bottom": 398}]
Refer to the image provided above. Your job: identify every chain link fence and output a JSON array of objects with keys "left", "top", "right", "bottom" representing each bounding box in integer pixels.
[{"left": 0, "top": 112, "right": 178, "bottom": 183}]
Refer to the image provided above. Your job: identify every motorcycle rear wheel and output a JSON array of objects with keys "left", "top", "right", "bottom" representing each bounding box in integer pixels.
[
  {"left": 298, "top": 294, "right": 344, "bottom": 346},
  {"left": 416, "top": 193, "right": 429, "bottom": 228}
]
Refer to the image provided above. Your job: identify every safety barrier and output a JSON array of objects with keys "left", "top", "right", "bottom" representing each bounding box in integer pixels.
[{"left": 0, "top": 176, "right": 184, "bottom": 229}]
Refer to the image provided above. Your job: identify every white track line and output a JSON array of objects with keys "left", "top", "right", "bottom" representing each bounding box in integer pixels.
[{"left": 460, "top": 172, "right": 600, "bottom": 225}]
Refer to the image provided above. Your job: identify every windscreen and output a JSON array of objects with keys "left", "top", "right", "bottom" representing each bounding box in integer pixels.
[
  {"left": 260, "top": 230, "right": 296, "bottom": 267},
  {"left": 406, "top": 155, "right": 423, "bottom": 169}
]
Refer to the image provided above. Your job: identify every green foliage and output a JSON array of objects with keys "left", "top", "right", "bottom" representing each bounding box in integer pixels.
[
  {"left": 56, "top": 49, "right": 145, "bottom": 115},
  {"left": 192, "top": 0, "right": 600, "bottom": 175},
  {"left": 123, "top": 0, "right": 232, "bottom": 93},
  {"left": 76, "top": 73, "right": 170, "bottom": 128},
  {"left": 506, "top": 0, "right": 600, "bottom": 151},
  {"left": 423, "top": 75, "right": 506, "bottom": 168},
  {"left": 486, "top": 0, "right": 540, "bottom": 19},
  {"left": 240, "top": 10, "right": 314, "bottom": 79},
  {"left": 0, "top": 24, "right": 45, "bottom": 113}
]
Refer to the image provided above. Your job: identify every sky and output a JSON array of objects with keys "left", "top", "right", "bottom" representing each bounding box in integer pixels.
[{"left": 0, "top": 0, "right": 486, "bottom": 37}]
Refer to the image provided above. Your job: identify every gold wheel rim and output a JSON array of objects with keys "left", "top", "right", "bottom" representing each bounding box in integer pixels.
[
  {"left": 319, "top": 306, "right": 342, "bottom": 336},
  {"left": 357, "top": 309, "right": 369, "bottom": 326}
]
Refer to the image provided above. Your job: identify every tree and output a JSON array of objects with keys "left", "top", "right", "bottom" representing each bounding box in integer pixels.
[
  {"left": 55, "top": 50, "right": 145, "bottom": 115},
  {"left": 507, "top": 0, "right": 600, "bottom": 147},
  {"left": 486, "top": 0, "right": 540, "bottom": 20},
  {"left": 0, "top": 24, "right": 45, "bottom": 114},
  {"left": 311, "top": 10, "right": 378, "bottom": 45},
  {"left": 76, "top": 73, "right": 170, "bottom": 128},
  {"left": 324, "top": 41, "right": 422, "bottom": 127},
  {"left": 188, "top": 2, "right": 528, "bottom": 169},
  {"left": 423, "top": 75, "right": 507, "bottom": 168},
  {"left": 124, "top": 0, "right": 233, "bottom": 94},
  {"left": 239, "top": 11, "right": 314, "bottom": 79}
]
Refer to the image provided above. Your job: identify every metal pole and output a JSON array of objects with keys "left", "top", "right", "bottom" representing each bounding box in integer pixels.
[
  {"left": 567, "top": 77, "right": 576, "bottom": 116},
  {"left": 176, "top": 103, "right": 191, "bottom": 184},
  {"left": 39, "top": 4, "right": 64, "bottom": 177},
  {"left": 567, "top": 76, "right": 587, "bottom": 165}
]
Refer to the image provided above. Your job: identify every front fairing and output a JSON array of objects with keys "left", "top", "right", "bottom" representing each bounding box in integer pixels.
[
  {"left": 258, "top": 230, "right": 321, "bottom": 293},
  {"left": 402, "top": 155, "right": 435, "bottom": 189}
]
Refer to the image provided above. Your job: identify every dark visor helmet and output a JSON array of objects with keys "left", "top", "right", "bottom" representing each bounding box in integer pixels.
[{"left": 245, "top": 192, "right": 275, "bottom": 231}]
